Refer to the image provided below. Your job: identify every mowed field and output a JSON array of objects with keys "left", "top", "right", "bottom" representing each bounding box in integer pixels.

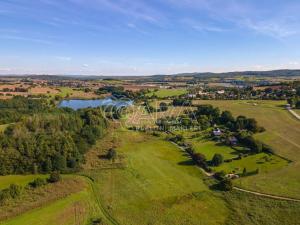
[{"left": 193, "top": 100, "right": 300, "bottom": 198}]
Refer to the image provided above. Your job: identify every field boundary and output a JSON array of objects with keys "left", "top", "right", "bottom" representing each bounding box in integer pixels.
[{"left": 233, "top": 187, "right": 300, "bottom": 202}]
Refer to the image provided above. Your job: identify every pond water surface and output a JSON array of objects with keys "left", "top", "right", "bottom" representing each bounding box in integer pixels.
[{"left": 58, "top": 98, "right": 133, "bottom": 110}]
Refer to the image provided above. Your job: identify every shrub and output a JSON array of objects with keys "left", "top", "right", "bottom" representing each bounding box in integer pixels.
[
  {"left": 29, "top": 178, "right": 47, "bottom": 188},
  {"left": 48, "top": 171, "right": 61, "bottom": 183},
  {"left": 106, "top": 148, "right": 117, "bottom": 160},
  {"left": 214, "top": 171, "right": 226, "bottom": 180},
  {"left": 0, "top": 189, "right": 11, "bottom": 205},
  {"left": 219, "top": 178, "right": 233, "bottom": 191},
  {"left": 8, "top": 184, "right": 22, "bottom": 199},
  {"left": 211, "top": 154, "right": 224, "bottom": 166}
]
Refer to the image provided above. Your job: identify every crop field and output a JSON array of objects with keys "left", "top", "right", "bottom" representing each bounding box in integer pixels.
[
  {"left": 192, "top": 100, "right": 300, "bottom": 198},
  {"left": 146, "top": 88, "right": 187, "bottom": 98},
  {"left": 84, "top": 129, "right": 229, "bottom": 225}
]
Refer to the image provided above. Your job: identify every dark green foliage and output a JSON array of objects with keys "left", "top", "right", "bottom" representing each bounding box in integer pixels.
[
  {"left": 0, "top": 184, "right": 22, "bottom": 205},
  {"left": 211, "top": 154, "right": 224, "bottom": 166},
  {"left": 29, "top": 178, "right": 47, "bottom": 188},
  {"left": 0, "top": 96, "right": 50, "bottom": 124},
  {"left": 48, "top": 171, "right": 61, "bottom": 183},
  {"left": 52, "top": 154, "right": 67, "bottom": 171},
  {"left": 159, "top": 102, "right": 168, "bottom": 111},
  {"left": 214, "top": 171, "right": 226, "bottom": 180},
  {"left": 219, "top": 178, "right": 233, "bottom": 191},
  {"left": 0, "top": 100, "right": 107, "bottom": 174},
  {"left": 172, "top": 98, "right": 192, "bottom": 106},
  {"left": 0, "top": 189, "right": 11, "bottom": 205},
  {"left": 8, "top": 184, "right": 22, "bottom": 198},
  {"left": 106, "top": 148, "right": 117, "bottom": 160}
]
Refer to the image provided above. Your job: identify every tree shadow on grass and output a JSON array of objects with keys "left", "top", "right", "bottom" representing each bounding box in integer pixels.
[{"left": 177, "top": 160, "right": 195, "bottom": 166}]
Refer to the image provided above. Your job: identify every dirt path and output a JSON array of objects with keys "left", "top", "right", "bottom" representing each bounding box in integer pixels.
[
  {"left": 233, "top": 187, "right": 300, "bottom": 202},
  {"left": 81, "top": 175, "right": 120, "bottom": 225},
  {"left": 287, "top": 108, "right": 300, "bottom": 120}
]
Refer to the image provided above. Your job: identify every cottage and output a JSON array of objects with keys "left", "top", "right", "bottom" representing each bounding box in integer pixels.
[
  {"left": 229, "top": 137, "right": 238, "bottom": 145},
  {"left": 213, "top": 128, "right": 222, "bottom": 136}
]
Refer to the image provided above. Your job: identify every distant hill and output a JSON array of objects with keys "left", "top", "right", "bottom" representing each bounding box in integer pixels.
[
  {"left": 169, "top": 69, "right": 300, "bottom": 78},
  {"left": 1, "top": 69, "right": 300, "bottom": 80}
]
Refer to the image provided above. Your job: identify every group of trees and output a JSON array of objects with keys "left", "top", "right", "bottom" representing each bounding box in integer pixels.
[
  {"left": 157, "top": 104, "right": 264, "bottom": 134},
  {"left": 95, "top": 86, "right": 147, "bottom": 100},
  {"left": 194, "top": 105, "right": 265, "bottom": 133},
  {"left": 0, "top": 105, "right": 107, "bottom": 175},
  {"left": 172, "top": 98, "right": 192, "bottom": 106},
  {"left": 0, "top": 96, "right": 50, "bottom": 124},
  {"left": 144, "top": 101, "right": 169, "bottom": 113}
]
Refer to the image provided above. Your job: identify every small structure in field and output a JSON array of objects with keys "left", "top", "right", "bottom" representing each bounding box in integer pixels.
[
  {"left": 228, "top": 136, "right": 238, "bottom": 146},
  {"left": 225, "top": 173, "right": 239, "bottom": 179},
  {"left": 213, "top": 128, "right": 222, "bottom": 136}
]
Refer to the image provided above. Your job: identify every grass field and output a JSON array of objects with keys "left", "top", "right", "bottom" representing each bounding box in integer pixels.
[
  {"left": 82, "top": 128, "right": 300, "bottom": 225},
  {"left": 0, "top": 183, "right": 98, "bottom": 225},
  {"left": 125, "top": 104, "right": 194, "bottom": 128},
  {"left": 192, "top": 100, "right": 300, "bottom": 198},
  {"left": 146, "top": 88, "right": 187, "bottom": 98},
  {"left": 84, "top": 129, "right": 229, "bottom": 225},
  {"left": 0, "top": 175, "right": 47, "bottom": 189},
  {"left": 224, "top": 190, "right": 300, "bottom": 225},
  {"left": 173, "top": 130, "right": 288, "bottom": 175},
  {"left": 0, "top": 175, "right": 108, "bottom": 225}
]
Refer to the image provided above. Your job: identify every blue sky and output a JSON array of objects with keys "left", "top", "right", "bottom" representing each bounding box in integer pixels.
[{"left": 1, "top": 0, "right": 300, "bottom": 75}]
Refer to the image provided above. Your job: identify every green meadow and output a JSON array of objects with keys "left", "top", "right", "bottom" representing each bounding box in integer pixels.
[
  {"left": 192, "top": 100, "right": 300, "bottom": 198},
  {"left": 85, "top": 129, "right": 229, "bottom": 225},
  {"left": 0, "top": 175, "right": 48, "bottom": 189},
  {"left": 146, "top": 88, "right": 187, "bottom": 98},
  {"left": 82, "top": 129, "right": 300, "bottom": 225}
]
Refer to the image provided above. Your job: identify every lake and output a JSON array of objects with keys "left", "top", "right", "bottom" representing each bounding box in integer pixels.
[{"left": 58, "top": 98, "right": 133, "bottom": 110}]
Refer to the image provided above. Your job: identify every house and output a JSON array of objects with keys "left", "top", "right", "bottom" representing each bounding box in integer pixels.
[
  {"left": 225, "top": 173, "right": 239, "bottom": 179},
  {"left": 187, "top": 94, "right": 197, "bottom": 98},
  {"left": 213, "top": 128, "right": 222, "bottom": 136},
  {"left": 229, "top": 137, "right": 238, "bottom": 146}
]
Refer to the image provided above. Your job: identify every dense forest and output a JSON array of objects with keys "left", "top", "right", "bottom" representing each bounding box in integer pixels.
[{"left": 0, "top": 97, "right": 107, "bottom": 175}]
